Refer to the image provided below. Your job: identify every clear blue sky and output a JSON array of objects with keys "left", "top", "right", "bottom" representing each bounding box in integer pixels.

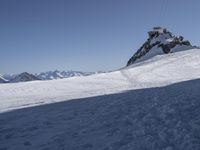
[{"left": 0, "top": 0, "right": 200, "bottom": 74}]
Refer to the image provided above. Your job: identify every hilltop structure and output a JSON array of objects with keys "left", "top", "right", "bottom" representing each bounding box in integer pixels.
[{"left": 127, "top": 27, "right": 193, "bottom": 66}]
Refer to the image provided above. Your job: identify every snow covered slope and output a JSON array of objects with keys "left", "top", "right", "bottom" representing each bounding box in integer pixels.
[
  {"left": 1, "top": 27, "right": 200, "bottom": 150},
  {"left": 0, "top": 48, "right": 200, "bottom": 112},
  {"left": 1, "top": 79, "right": 200, "bottom": 150},
  {"left": 0, "top": 48, "right": 200, "bottom": 150}
]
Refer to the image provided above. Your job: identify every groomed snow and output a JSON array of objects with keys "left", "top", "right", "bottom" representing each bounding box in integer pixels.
[{"left": 0, "top": 48, "right": 200, "bottom": 113}]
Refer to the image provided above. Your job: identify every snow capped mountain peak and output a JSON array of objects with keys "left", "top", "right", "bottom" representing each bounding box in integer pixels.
[
  {"left": 36, "top": 70, "right": 94, "bottom": 80},
  {"left": 9, "top": 72, "right": 41, "bottom": 83},
  {"left": 0, "top": 74, "right": 7, "bottom": 83},
  {"left": 127, "top": 27, "right": 195, "bottom": 66},
  {"left": 1, "top": 70, "right": 96, "bottom": 83}
]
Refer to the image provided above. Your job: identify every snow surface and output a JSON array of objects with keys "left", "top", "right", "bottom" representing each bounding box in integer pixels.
[
  {"left": 0, "top": 49, "right": 200, "bottom": 113},
  {"left": 0, "top": 48, "right": 200, "bottom": 149}
]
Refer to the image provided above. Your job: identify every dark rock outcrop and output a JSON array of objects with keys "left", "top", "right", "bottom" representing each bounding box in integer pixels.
[{"left": 127, "top": 27, "right": 193, "bottom": 66}]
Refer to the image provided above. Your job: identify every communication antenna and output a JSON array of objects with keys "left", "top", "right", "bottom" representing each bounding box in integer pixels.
[{"left": 159, "top": 0, "right": 168, "bottom": 25}]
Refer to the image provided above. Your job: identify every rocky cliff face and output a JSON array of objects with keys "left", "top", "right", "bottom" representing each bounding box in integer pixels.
[{"left": 127, "top": 27, "right": 194, "bottom": 66}]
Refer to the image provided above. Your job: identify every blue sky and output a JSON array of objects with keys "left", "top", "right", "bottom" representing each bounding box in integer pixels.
[{"left": 0, "top": 0, "right": 200, "bottom": 74}]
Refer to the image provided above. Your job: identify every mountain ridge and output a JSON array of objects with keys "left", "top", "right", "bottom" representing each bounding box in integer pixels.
[
  {"left": 9, "top": 72, "right": 41, "bottom": 83},
  {"left": 0, "top": 74, "right": 7, "bottom": 83},
  {"left": 127, "top": 27, "right": 195, "bottom": 66},
  {"left": 2, "top": 70, "right": 97, "bottom": 83},
  {"left": 36, "top": 70, "right": 95, "bottom": 80}
]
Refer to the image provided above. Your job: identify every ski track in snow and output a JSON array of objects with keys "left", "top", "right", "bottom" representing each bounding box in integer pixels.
[
  {"left": 0, "top": 49, "right": 200, "bottom": 113},
  {"left": 0, "top": 49, "right": 200, "bottom": 149}
]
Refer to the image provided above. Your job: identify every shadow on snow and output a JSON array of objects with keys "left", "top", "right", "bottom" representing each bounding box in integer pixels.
[{"left": 1, "top": 79, "right": 200, "bottom": 150}]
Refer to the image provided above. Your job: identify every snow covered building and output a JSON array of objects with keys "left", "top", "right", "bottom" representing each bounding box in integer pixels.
[{"left": 148, "top": 27, "right": 167, "bottom": 38}]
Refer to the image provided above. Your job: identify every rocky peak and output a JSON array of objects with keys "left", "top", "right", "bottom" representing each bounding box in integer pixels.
[
  {"left": 0, "top": 74, "right": 7, "bottom": 83},
  {"left": 127, "top": 27, "right": 193, "bottom": 66},
  {"left": 10, "top": 72, "right": 41, "bottom": 83}
]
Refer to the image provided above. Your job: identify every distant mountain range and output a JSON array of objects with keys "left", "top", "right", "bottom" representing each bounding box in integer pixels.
[
  {"left": 9, "top": 72, "right": 41, "bottom": 83},
  {"left": 1, "top": 70, "right": 98, "bottom": 83},
  {"left": 36, "top": 70, "right": 94, "bottom": 80}
]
